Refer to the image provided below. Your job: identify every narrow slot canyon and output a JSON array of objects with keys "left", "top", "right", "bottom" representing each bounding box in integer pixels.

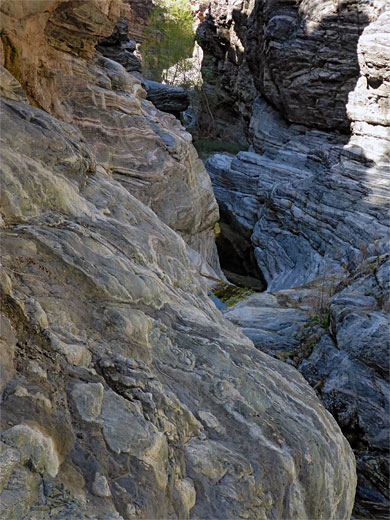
[{"left": 0, "top": 1, "right": 388, "bottom": 519}]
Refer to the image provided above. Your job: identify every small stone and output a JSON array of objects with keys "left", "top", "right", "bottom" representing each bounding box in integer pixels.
[
  {"left": 175, "top": 478, "right": 196, "bottom": 516},
  {"left": 27, "top": 360, "right": 47, "bottom": 379},
  {"left": 126, "top": 504, "right": 137, "bottom": 518},
  {"left": 51, "top": 336, "right": 91, "bottom": 367},
  {"left": 198, "top": 410, "right": 225, "bottom": 434},
  {"left": 92, "top": 472, "right": 111, "bottom": 497},
  {"left": 0, "top": 270, "right": 13, "bottom": 295},
  {"left": 1, "top": 424, "right": 59, "bottom": 477},
  {"left": 24, "top": 298, "right": 49, "bottom": 329},
  {"left": 0, "top": 441, "right": 20, "bottom": 493},
  {"left": 71, "top": 382, "right": 104, "bottom": 422}
]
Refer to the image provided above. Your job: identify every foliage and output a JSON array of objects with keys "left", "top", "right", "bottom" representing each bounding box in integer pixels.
[
  {"left": 211, "top": 283, "right": 255, "bottom": 309},
  {"left": 193, "top": 139, "right": 249, "bottom": 160},
  {"left": 142, "top": 0, "right": 195, "bottom": 83}
]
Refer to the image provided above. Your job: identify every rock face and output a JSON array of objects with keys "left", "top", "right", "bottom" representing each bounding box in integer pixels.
[
  {"left": 97, "top": 17, "right": 191, "bottom": 115},
  {"left": 207, "top": 97, "right": 389, "bottom": 292},
  {"left": 97, "top": 18, "right": 142, "bottom": 72},
  {"left": 197, "top": 0, "right": 388, "bottom": 137},
  {"left": 224, "top": 258, "right": 390, "bottom": 518},
  {"left": 246, "top": 0, "right": 386, "bottom": 132},
  {"left": 0, "top": 95, "right": 357, "bottom": 519},
  {"left": 202, "top": 1, "right": 390, "bottom": 516},
  {"left": 142, "top": 78, "right": 190, "bottom": 116},
  {"left": 195, "top": 0, "right": 257, "bottom": 143},
  {"left": 0, "top": 1, "right": 357, "bottom": 520}
]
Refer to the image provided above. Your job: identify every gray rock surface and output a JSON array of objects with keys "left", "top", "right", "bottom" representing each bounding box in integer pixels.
[
  {"left": 224, "top": 292, "right": 308, "bottom": 358},
  {"left": 0, "top": 1, "right": 358, "bottom": 514},
  {"left": 0, "top": 92, "right": 356, "bottom": 518},
  {"left": 223, "top": 257, "right": 390, "bottom": 518},
  {"left": 207, "top": 94, "right": 389, "bottom": 292},
  {"left": 142, "top": 78, "right": 190, "bottom": 115},
  {"left": 246, "top": 0, "right": 387, "bottom": 132},
  {"left": 97, "top": 18, "right": 142, "bottom": 72},
  {"left": 203, "top": 1, "right": 390, "bottom": 516}
]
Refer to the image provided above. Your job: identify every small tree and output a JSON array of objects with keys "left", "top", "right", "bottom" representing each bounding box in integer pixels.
[{"left": 141, "top": 0, "right": 195, "bottom": 83}]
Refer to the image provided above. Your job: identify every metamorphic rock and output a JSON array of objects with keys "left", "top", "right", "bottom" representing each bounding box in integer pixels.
[
  {"left": 199, "top": 0, "right": 390, "bottom": 518},
  {"left": 0, "top": 1, "right": 386, "bottom": 520}
]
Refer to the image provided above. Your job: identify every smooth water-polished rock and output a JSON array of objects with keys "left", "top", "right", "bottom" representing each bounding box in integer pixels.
[
  {"left": 0, "top": 93, "right": 356, "bottom": 519},
  {"left": 0, "top": 1, "right": 359, "bottom": 517},
  {"left": 224, "top": 292, "right": 308, "bottom": 358},
  {"left": 223, "top": 257, "right": 390, "bottom": 517},
  {"left": 205, "top": 6, "right": 390, "bottom": 514}
]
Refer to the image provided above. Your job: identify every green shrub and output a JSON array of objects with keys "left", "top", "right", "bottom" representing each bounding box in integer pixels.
[
  {"left": 193, "top": 139, "right": 249, "bottom": 160},
  {"left": 142, "top": 0, "right": 195, "bottom": 83},
  {"left": 211, "top": 283, "right": 255, "bottom": 308}
]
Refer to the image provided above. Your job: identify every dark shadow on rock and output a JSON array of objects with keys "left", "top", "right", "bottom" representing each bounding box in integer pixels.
[
  {"left": 246, "top": 0, "right": 375, "bottom": 134},
  {"left": 199, "top": 2, "right": 390, "bottom": 517},
  {"left": 96, "top": 18, "right": 142, "bottom": 73}
]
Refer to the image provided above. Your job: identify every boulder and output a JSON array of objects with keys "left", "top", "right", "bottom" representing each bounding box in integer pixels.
[
  {"left": 143, "top": 78, "right": 190, "bottom": 115},
  {"left": 0, "top": 92, "right": 356, "bottom": 518}
]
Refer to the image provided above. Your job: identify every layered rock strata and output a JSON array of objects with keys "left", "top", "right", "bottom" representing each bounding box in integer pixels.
[
  {"left": 203, "top": 1, "right": 390, "bottom": 516},
  {"left": 97, "top": 16, "right": 191, "bottom": 117},
  {"left": 142, "top": 79, "right": 190, "bottom": 116},
  {"left": 224, "top": 258, "right": 390, "bottom": 518},
  {"left": 246, "top": 0, "right": 387, "bottom": 132},
  {"left": 195, "top": 0, "right": 257, "bottom": 143},
  {"left": 0, "top": 0, "right": 222, "bottom": 278},
  {"left": 0, "top": 1, "right": 357, "bottom": 519},
  {"left": 96, "top": 18, "right": 143, "bottom": 73},
  {"left": 0, "top": 73, "right": 356, "bottom": 520},
  {"left": 207, "top": 95, "right": 389, "bottom": 292}
]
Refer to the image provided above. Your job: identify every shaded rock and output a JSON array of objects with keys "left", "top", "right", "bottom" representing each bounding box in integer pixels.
[
  {"left": 195, "top": 0, "right": 256, "bottom": 142},
  {"left": 71, "top": 382, "right": 104, "bottom": 422},
  {"left": 92, "top": 473, "right": 111, "bottom": 498},
  {"left": 202, "top": 0, "right": 389, "bottom": 516},
  {"left": 0, "top": 441, "right": 20, "bottom": 493},
  {"left": 0, "top": 465, "right": 40, "bottom": 520},
  {"left": 0, "top": 65, "right": 28, "bottom": 103},
  {"left": 300, "top": 293, "right": 390, "bottom": 519},
  {"left": 246, "top": 0, "right": 385, "bottom": 132},
  {"left": 97, "top": 18, "right": 142, "bottom": 72},
  {"left": 224, "top": 292, "right": 308, "bottom": 358},
  {"left": 0, "top": 314, "right": 16, "bottom": 392},
  {"left": 143, "top": 78, "right": 190, "bottom": 115}
]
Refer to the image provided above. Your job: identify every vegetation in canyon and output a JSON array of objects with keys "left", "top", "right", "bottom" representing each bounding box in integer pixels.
[{"left": 141, "top": 0, "right": 195, "bottom": 83}]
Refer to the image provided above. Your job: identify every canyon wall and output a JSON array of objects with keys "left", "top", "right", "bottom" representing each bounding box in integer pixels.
[
  {"left": 199, "top": 0, "right": 389, "bottom": 517},
  {"left": 0, "top": 1, "right": 357, "bottom": 519}
]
